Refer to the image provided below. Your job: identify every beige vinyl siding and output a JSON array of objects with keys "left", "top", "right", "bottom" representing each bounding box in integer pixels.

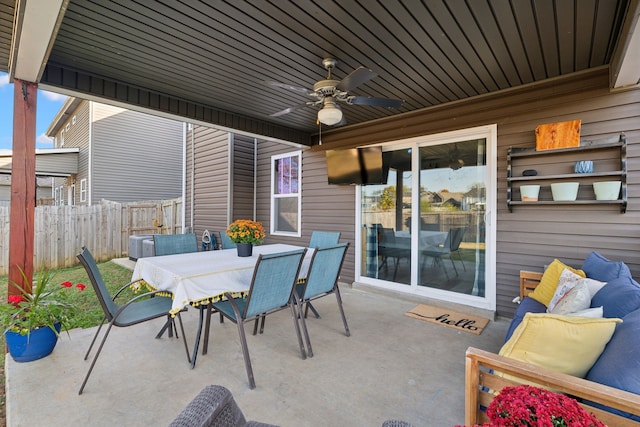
[
  {"left": 91, "top": 104, "right": 183, "bottom": 203},
  {"left": 316, "top": 67, "right": 640, "bottom": 317},
  {"left": 186, "top": 126, "right": 230, "bottom": 246},
  {"left": 51, "top": 101, "right": 90, "bottom": 204},
  {"left": 255, "top": 142, "right": 356, "bottom": 282},
  {"left": 231, "top": 134, "right": 256, "bottom": 221}
]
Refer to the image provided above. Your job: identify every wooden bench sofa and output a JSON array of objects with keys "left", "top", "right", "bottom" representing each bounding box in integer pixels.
[{"left": 465, "top": 271, "right": 640, "bottom": 426}]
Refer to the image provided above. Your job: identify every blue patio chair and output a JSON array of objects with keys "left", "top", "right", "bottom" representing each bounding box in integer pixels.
[
  {"left": 219, "top": 231, "right": 237, "bottom": 249},
  {"left": 308, "top": 230, "right": 340, "bottom": 248},
  {"left": 296, "top": 243, "right": 350, "bottom": 357},
  {"left": 76, "top": 247, "right": 190, "bottom": 395},
  {"left": 153, "top": 233, "right": 198, "bottom": 256},
  {"left": 421, "top": 227, "right": 466, "bottom": 279},
  {"left": 209, "top": 249, "right": 307, "bottom": 389}
]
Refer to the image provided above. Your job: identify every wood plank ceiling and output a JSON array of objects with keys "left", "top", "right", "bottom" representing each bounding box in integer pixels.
[{"left": 0, "top": 0, "right": 632, "bottom": 145}]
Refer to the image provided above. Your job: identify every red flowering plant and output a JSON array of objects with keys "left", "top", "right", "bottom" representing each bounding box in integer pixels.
[
  {"left": 458, "top": 385, "right": 605, "bottom": 427},
  {"left": 0, "top": 268, "right": 86, "bottom": 337}
]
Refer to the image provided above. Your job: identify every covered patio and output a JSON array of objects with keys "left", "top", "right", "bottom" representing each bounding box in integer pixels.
[{"left": 5, "top": 274, "right": 508, "bottom": 426}]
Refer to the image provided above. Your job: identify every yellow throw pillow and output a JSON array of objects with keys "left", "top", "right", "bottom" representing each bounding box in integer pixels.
[
  {"left": 528, "top": 259, "right": 585, "bottom": 306},
  {"left": 499, "top": 313, "right": 621, "bottom": 378}
]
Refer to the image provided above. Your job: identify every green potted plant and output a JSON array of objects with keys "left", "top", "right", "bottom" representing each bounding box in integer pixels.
[
  {"left": 226, "top": 219, "right": 266, "bottom": 257},
  {"left": 0, "top": 268, "right": 86, "bottom": 362}
]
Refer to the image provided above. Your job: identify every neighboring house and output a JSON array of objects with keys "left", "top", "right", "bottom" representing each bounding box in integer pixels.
[
  {"left": 46, "top": 98, "right": 184, "bottom": 205},
  {"left": 0, "top": 175, "right": 53, "bottom": 204},
  {"left": 184, "top": 67, "right": 640, "bottom": 319}
]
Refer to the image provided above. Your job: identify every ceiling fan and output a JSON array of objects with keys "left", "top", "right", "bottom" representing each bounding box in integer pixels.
[{"left": 266, "top": 58, "right": 404, "bottom": 126}]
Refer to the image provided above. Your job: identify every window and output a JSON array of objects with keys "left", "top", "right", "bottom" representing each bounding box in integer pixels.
[
  {"left": 270, "top": 151, "right": 301, "bottom": 236},
  {"left": 69, "top": 184, "right": 76, "bottom": 205},
  {"left": 60, "top": 129, "right": 65, "bottom": 147},
  {"left": 58, "top": 186, "right": 64, "bottom": 206},
  {"left": 65, "top": 123, "right": 70, "bottom": 131},
  {"left": 72, "top": 115, "right": 77, "bottom": 125},
  {"left": 80, "top": 179, "right": 87, "bottom": 203}
]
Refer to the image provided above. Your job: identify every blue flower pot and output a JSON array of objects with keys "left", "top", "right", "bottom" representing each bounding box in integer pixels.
[{"left": 5, "top": 323, "right": 61, "bottom": 362}]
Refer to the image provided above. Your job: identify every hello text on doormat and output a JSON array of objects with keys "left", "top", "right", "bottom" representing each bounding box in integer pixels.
[{"left": 405, "top": 304, "right": 489, "bottom": 335}]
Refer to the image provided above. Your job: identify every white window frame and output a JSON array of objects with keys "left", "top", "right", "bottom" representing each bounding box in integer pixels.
[
  {"left": 80, "top": 179, "right": 87, "bottom": 203},
  {"left": 270, "top": 150, "right": 302, "bottom": 237},
  {"left": 58, "top": 185, "right": 65, "bottom": 206}
]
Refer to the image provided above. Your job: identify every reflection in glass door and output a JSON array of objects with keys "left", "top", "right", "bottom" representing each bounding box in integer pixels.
[
  {"left": 360, "top": 136, "right": 489, "bottom": 299},
  {"left": 417, "top": 139, "right": 486, "bottom": 297}
]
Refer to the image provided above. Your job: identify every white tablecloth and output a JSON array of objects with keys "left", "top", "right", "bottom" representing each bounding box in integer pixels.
[{"left": 131, "top": 244, "right": 310, "bottom": 314}]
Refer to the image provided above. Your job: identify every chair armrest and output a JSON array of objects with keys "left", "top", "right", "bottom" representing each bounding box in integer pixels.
[
  {"left": 519, "top": 270, "right": 542, "bottom": 299},
  {"left": 465, "top": 346, "right": 640, "bottom": 426}
]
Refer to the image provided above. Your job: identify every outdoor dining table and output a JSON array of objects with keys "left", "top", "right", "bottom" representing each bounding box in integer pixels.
[{"left": 131, "top": 243, "right": 311, "bottom": 368}]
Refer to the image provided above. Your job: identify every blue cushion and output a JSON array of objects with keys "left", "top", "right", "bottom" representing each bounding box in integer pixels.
[
  {"left": 581, "top": 251, "right": 632, "bottom": 282},
  {"left": 585, "top": 308, "right": 640, "bottom": 421},
  {"left": 591, "top": 276, "right": 640, "bottom": 319},
  {"left": 504, "top": 297, "right": 547, "bottom": 343}
]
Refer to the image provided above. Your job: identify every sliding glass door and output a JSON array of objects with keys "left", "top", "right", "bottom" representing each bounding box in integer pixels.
[{"left": 359, "top": 126, "right": 496, "bottom": 309}]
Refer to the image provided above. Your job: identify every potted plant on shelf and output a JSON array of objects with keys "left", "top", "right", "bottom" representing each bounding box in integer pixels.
[
  {"left": 226, "top": 219, "right": 266, "bottom": 257},
  {"left": 0, "top": 268, "right": 86, "bottom": 362}
]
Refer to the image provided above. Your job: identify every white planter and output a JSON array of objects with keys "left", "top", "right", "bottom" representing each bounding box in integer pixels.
[
  {"left": 519, "top": 185, "right": 540, "bottom": 202},
  {"left": 551, "top": 182, "right": 579, "bottom": 201},
  {"left": 593, "top": 181, "right": 621, "bottom": 200}
]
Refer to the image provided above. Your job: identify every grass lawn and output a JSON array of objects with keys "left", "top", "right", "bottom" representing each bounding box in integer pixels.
[{"left": 0, "top": 261, "right": 135, "bottom": 426}]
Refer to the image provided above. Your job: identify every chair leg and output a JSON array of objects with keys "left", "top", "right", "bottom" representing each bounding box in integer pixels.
[
  {"left": 296, "top": 298, "right": 313, "bottom": 358},
  {"left": 235, "top": 318, "right": 256, "bottom": 389},
  {"left": 289, "top": 301, "right": 307, "bottom": 360},
  {"left": 203, "top": 303, "right": 212, "bottom": 355},
  {"left": 449, "top": 256, "right": 459, "bottom": 276},
  {"left": 156, "top": 314, "right": 174, "bottom": 338},
  {"left": 190, "top": 305, "right": 206, "bottom": 369},
  {"left": 84, "top": 317, "right": 107, "bottom": 361},
  {"left": 333, "top": 286, "right": 351, "bottom": 337},
  {"left": 79, "top": 320, "right": 116, "bottom": 395},
  {"left": 306, "top": 302, "right": 321, "bottom": 319},
  {"left": 456, "top": 251, "right": 467, "bottom": 271},
  {"left": 175, "top": 313, "right": 191, "bottom": 364}
]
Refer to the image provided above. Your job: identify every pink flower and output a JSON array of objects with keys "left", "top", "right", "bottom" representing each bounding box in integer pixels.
[{"left": 61, "top": 281, "right": 73, "bottom": 288}]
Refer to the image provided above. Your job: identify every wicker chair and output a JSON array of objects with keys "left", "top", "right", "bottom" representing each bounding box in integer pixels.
[{"left": 168, "top": 385, "right": 278, "bottom": 427}]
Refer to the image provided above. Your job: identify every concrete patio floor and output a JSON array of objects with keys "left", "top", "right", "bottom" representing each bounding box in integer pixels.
[{"left": 5, "top": 271, "right": 509, "bottom": 427}]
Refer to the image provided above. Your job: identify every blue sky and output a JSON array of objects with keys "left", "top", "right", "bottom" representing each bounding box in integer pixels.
[{"left": 0, "top": 71, "right": 68, "bottom": 151}]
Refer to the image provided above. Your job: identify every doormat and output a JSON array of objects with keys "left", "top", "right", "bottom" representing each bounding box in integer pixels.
[{"left": 405, "top": 304, "right": 489, "bottom": 335}]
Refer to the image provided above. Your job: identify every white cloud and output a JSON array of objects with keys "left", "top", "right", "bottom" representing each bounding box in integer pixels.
[
  {"left": 40, "top": 90, "right": 68, "bottom": 102},
  {"left": 36, "top": 133, "right": 54, "bottom": 145},
  {"left": 0, "top": 73, "right": 9, "bottom": 87}
]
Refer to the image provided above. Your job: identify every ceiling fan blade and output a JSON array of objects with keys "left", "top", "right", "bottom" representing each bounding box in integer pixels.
[
  {"left": 263, "top": 80, "right": 315, "bottom": 96},
  {"left": 270, "top": 102, "right": 315, "bottom": 117},
  {"left": 347, "top": 96, "right": 404, "bottom": 109},
  {"left": 336, "top": 66, "right": 377, "bottom": 92}
]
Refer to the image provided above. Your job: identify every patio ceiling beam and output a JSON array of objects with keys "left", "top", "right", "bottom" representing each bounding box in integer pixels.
[
  {"left": 611, "top": 0, "right": 640, "bottom": 89},
  {"left": 8, "top": 0, "right": 68, "bottom": 82}
]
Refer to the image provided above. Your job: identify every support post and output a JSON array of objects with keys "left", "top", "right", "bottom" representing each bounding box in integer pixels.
[{"left": 8, "top": 79, "right": 37, "bottom": 296}]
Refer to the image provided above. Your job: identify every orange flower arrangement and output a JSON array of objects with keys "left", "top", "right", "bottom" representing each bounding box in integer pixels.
[{"left": 226, "top": 219, "right": 265, "bottom": 245}]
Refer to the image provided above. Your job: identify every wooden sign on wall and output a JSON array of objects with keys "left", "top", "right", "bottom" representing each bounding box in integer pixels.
[{"left": 535, "top": 120, "right": 581, "bottom": 151}]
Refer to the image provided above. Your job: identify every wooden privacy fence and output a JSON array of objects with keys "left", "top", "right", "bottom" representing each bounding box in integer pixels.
[{"left": 0, "top": 198, "right": 182, "bottom": 275}]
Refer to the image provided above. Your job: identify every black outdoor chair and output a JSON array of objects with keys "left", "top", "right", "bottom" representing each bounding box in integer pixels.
[
  {"left": 208, "top": 249, "right": 307, "bottom": 389},
  {"left": 76, "top": 247, "right": 190, "bottom": 395}
]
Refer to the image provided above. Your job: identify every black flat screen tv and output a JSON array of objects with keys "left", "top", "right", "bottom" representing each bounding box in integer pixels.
[{"left": 326, "top": 146, "right": 385, "bottom": 185}]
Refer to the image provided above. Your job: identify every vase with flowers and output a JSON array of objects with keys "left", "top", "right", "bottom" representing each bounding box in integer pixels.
[
  {"left": 458, "top": 384, "right": 604, "bottom": 427},
  {"left": 1, "top": 268, "right": 86, "bottom": 362},
  {"left": 226, "top": 219, "right": 266, "bottom": 257}
]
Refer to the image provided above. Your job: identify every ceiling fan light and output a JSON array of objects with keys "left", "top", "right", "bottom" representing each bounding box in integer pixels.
[{"left": 317, "top": 100, "right": 343, "bottom": 125}]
